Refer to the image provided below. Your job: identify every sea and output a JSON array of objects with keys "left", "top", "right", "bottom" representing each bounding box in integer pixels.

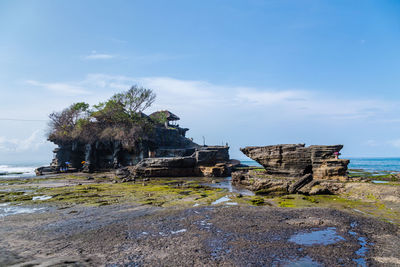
[
  {"left": 0, "top": 163, "right": 46, "bottom": 179},
  {"left": 2, "top": 158, "right": 400, "bottom": 179}
]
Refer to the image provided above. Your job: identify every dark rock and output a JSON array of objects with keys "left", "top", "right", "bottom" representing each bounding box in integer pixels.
[
  {"left": 288, "top": 173, "right": 313, "bottom": 194},
  {"left": 35, "top": 166, "right": 57, "bottom": 176},
  {"left": 124, "top": 149, "right": 233, "bottom": 178},
  {"left": 115, "top": 167, "right": 131, "bottom": 179}
]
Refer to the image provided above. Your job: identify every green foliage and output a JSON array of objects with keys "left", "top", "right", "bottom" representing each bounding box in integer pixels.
[
  {"left": 150, "top": 112, "right": 168, "bottom": 125},
  {"left": 71, "top": 102, "right": 89, "bottom": 112},
  {"left": 48, "top": 85, "right": 157, "bottom": 144}
]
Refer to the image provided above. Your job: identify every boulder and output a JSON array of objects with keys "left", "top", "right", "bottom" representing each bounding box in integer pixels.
[
  {"left": 121, "top": 153, "right": 233, "bottom": 178},
  {"left": 115, "top": 167, "right": 132, "bottom": 180},
  {"left": 129, "top": 157, "right": 197, "bottom": 177},
  {"left": 240, "top": 144, "right": 349, "bottom": 179},
  {"left": 35, "top": 166, "right": 57, "bottom": 176},
  {"left": 232, "top": 169, "right": 346, "bottom": 196},
  {"left": 197, "top": 163, "right": 230, "bottom": 177}
]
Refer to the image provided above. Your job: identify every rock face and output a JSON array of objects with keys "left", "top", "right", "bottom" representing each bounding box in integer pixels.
[
  {"left": 232, "top": 170, "right": 345, "bottom": 196},
  {"left": 124, "top": 146, "right": 232, "bottom": 179},
  {"left": 240, "top": 144, "right": 349, "bottom": 179}
]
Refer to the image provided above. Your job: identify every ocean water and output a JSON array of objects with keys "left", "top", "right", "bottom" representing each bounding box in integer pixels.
[
  {"left": 0, "top": 163, "right": 43, "bottom": 179},
  {"left": 240, "top": 160, "right": 262, "bottom": 167},
  {"left": 348, "top": 158, "right": 400, "bottom": 172}
]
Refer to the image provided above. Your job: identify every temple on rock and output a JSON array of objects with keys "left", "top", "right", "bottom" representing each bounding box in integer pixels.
[{"left": 38, "top": 110, "right": 231, "bottom": 177}]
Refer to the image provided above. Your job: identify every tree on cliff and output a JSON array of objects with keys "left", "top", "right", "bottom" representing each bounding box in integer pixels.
[
  {"left": 92, "top": 85, "right": 156, "bottom": 124},
  {"left": 111, "top": 85, "right": 156, "bottom": 117},
  {"left": 48, "top": 102, "right": 90, "bottom": 140},
  {"left": 48, "top": 86, "right": 156, "bottom": 146}
]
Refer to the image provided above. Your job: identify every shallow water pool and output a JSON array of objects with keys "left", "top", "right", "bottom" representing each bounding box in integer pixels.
[{"left": 289, "top": 227, "right": 345, "bottom": 246}]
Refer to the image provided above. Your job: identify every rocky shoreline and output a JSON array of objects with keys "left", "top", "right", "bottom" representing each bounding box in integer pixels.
[
  {"left": 1, "top": 170, "right": 400, "bottom": 266},
  {"left": 2, "top": 203, "right": 399, "bottom": 266}
]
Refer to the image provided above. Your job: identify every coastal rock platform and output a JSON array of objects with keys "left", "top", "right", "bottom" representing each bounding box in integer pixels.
[
  {"left": 1, "top": 172, "right": 400, "bottom": 266},
  {"left": 232, "top": 170, "right": 346, "bottom": 196},
  {"left": 1, "top": 204, "right": 399, "bottom": 266}
]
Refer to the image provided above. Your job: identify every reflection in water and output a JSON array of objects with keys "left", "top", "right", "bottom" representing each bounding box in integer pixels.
[
  {"left": 212, "top": 196, "right": 231, "bottom": 205},
  {"left": 203, "top": 177, "right": 255, "bottom": 196},
  {"left": 32, "top": 195, "right": 52, "bottom": 201},
  {"left": 0, "top": 203, "right": 45, "bottom": 217},
  {"left": 274, "top": 256, "right": 322, "bottom": 267},
  {"left": 372, "top": 180, "right": 389, "bottom": 184},
  {"left": 348, "top": 222, "right": 368, "bottom": 267},
  {"left": 289, "top": 227, "right": 345, "bottom": 246}
]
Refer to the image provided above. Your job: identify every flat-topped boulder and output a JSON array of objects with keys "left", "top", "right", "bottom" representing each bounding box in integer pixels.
[
  {"left": 117, "top": 147, "right": 234, "bottom": 180},
  {"left": 240, "top": 144, "right": 349, "bottom": 179}
]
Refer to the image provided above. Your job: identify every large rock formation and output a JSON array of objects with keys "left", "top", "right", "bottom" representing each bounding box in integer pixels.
[
  {"left": 38, "top": 110, "right": 232, "bottom": 178},
  {"left": 121, "top": 146, "right": 233, "bottom": 179},
  {"left": 240, "top": 144, "right": 349, "bottom": 179}
]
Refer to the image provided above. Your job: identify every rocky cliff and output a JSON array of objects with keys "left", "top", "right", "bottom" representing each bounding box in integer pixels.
[
  {"left": 240, "top": 144, "right": 349, "bottom": 179},
  {"left": 38, "top": 112, "right": 231, "bottom": 177}
]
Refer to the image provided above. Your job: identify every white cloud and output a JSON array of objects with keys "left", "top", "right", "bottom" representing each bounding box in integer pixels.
[
  {"left": 83, "top": 51, "right": 116, "bottom": 60},
  {"left": 85, "top": 54, "right": 115, "bottom": 60},
  {"left": 26, "top": 80, "right": 91, "bottom": 96},
  {"left": 0, "top": 130, "right": 46, "bottom": 153},
  {"left": 47, "top": 74, "right": 391, "bottom": 121},
  {"left": 24, "top": 74, "right": 395, "bottom": 122},
  {"left": 235, "top": 89, "right": 308, "bottom": 105}
]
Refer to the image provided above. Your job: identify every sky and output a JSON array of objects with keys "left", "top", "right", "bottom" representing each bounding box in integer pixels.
[{"left": 0, "top": 0, "right": 400, "bottom": 164}]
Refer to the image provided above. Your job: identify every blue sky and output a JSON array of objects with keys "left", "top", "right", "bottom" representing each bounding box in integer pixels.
[{"left": 1, "top": 0, "right": 400, "bottom": 164}]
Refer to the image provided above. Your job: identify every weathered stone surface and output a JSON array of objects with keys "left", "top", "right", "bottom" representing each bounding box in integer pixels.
[
  {"left": 125, "top": 153, "right": 233, "bottom": 178},
  {"left": 312, "top": 158, "right": 349, "bottom": 179},
  {"left": 197, "top": 163, "right": 230, "bottom": 177},
  {"left": 240, "top": 144, "right": 349, "bottom": 179},
  {"left": 232, "top": 170, "right": 291, "bottom": 195},
  {"left": 288, "top": 173, "right": 313, "bottom": 194},
  {"left": 128, "top": 157, "right": 196, "bottom": 177},
  {"left": 135, "top": 157, "right": 197, "bottom": 168},
  {"left": 232, "top": 169, "right": 345, "bottom": 196},
  {"left": 115, "top": 167, "right": 131, "bottom": 179}
]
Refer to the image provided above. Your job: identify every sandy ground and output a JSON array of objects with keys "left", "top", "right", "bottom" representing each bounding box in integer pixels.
[{"left": 1, "top": 203, "right": 399, "bottom": 266}]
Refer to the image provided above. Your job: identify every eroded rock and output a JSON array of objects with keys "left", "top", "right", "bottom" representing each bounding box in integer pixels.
[
  {"left": 240, "top": 144, "right": 349, "bottom": 179},
  {"left": 122, "top": 151, "right": 234, "bottom": 179},
  {"left": 232, "top": 169, "right": 345, "bottom": 196}
]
